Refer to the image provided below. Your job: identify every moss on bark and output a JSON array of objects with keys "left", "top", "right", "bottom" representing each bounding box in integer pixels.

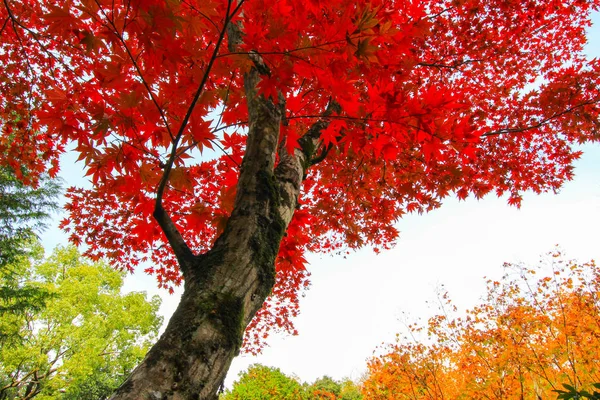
[
  {"left": 213, "top": 293, "right": 244, "bottom": 353},
  {"left": 252, "top": 171, "right": 286, "bottom": 292}
]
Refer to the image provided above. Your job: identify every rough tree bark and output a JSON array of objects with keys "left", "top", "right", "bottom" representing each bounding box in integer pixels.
[{"left": 108, "top": 17, "right": 337, "bottom": 399}]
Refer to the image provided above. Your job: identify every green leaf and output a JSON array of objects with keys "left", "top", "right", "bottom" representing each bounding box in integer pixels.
[{"left": 0, "top": 243, "right": 163, "bottom": 398}]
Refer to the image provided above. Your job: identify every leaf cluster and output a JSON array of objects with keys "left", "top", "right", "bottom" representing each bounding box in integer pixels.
[
  {"left": 221, "top": 364, "right": 363, "bottom": 400},
  {"left": 0, "top": 244, "right": 163, "bottom": 399},
  {"left": 0, "top": 165, "right": 61, "bottom": 342},
  {"left": 555, "top": 383, "right": 600, "bottom": 400},
  {"left": 363, "top": 251, "right": 600, "bottom": 399}
]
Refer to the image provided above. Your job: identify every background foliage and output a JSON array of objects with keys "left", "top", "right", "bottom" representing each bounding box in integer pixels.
[
  {"left": 363, "top": 252, "right": 600, "bottom": 399},
  {"left": 0, "top": 244, "right": 162, "bottom": 399},
  {"left": 221, "top": 364, "right": 363, "bottom": 400},
  {"left": 0, "top": 165, "right": 61, "bottom": 334}
]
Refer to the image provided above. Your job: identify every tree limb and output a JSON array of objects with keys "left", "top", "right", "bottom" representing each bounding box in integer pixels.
[
  {"left": 155, "top": 0, "right": 238, "bottom": 207},
  {"left": 482, "top": 99, "right": 600, "bottom": 137},
  {"left": 153, "top": 204, "right": 195, "bottom": 279},
  {"left": 151, "top": 0, "right": 246, "bottom": 273},
  {"left": 297, "top": 99, "right": 341, "bottom": 164}
]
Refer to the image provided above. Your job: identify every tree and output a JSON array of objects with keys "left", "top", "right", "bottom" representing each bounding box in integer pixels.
[
  {"left": 1, "top": 0, "right": 600, "bottom": 397},
  {"left": 221, "top": 364, "right": 306, "bottom": 400},
  {"left": 0, "top": 165, "right": 61, "bottom": 338},
  {"left": 362, "top": 252, "right": 600, "bottom": 399},
  {"left": 0, "top": 166, "right": 61, "bottom": 246},
  {"left": 309, "top": 376, "right": 343, "bottom": 399},
  {"left": 0, "top": 243, "right": 162, "bottom": 399},
  {"left": 306, "top": 376, "right": 364, "bottom": 400},
  {"left": 221, "top": 364, "right": 363, "bottom": 400}
]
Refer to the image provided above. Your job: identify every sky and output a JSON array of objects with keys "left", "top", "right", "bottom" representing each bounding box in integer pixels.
[{"left": 40, "top": 11, "right": 600, "bottom": 389}]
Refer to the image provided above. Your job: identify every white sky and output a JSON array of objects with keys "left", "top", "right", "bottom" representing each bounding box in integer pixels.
[
  {"left": 40, "top": 12, "right": 600, "bottom": 389},
  {"left": 224, "top": 143, "right": 600, "bottom": 386}
]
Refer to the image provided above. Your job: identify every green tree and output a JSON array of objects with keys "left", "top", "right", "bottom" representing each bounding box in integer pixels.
[
  {"left": 309, "top": 376, "right": 341, "bottom": 398},
  {"left": 222, "top": 364, "right": 306, "bottom": 400},
  {"left": 0, "top": 166, "right": 61, "bottom": 343},
  {"left": 222, "top": 364, "right": 363, "bottom": 400},
  {"left": 0, "top": 166, "right": 61, "bottom": 246},
  {"left": 0, "top": 244, "right": 162, "bottom": 399},
  {"left": 306, "top": 376, "right": 363, "bottom": 400},
  {"left": 338, "top": 379, "right": 363, "bottom": 400}
]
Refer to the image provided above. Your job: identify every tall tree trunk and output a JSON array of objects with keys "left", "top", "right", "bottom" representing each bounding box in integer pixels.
[{"left": 108, "top": 58, "right": 329, "bottom": 398}]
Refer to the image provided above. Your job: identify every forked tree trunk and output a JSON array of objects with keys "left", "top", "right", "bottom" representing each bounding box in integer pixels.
[{"left": 108, "top": 63, "right": 328, "bottom": 398}]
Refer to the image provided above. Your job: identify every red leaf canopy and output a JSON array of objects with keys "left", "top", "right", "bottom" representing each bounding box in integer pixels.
[{"left": 1, "top": 0, "right": 599, "bottom": 351}]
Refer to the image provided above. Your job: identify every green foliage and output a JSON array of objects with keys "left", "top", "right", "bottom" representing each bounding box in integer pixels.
[
  {"left": 0, "top": 239, "right": 47, "bottom": 345},
  {"left": 555, "top": 383, "right": 600, "bottom": 400},
  {"left": 310, "top": 376, "right": 341, "bottom": 396},
  {"left": 0, "top": 165, "right": 61, "bottom": 328},
  {"left": 0, "top": 166, "right": 61, "bottom": 243},
  {"left": 60, "top": 365, "right": 127, "bottom": 400},
  {"left": 0, "top": 244, "right": 163, "bottom": 399},
  {"left": 221, "top": 364, "right": 363, "bottom": 400},
  {"left": 222, "top": 364, "right": 306, "bottom": 400},
  {"left": 306, "top": 376, "right": 364, "bottom": 400},
  {"left": 337, "top": 379, "right": 363, "bottom": 400}
]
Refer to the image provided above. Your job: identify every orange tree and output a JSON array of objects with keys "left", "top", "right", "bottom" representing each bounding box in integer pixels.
[
  {"left": 2, "top": 0, "right": 600, "bottom": 398},
  {"left": 363, "top": 252, "right": 600, "bottom": 399}
]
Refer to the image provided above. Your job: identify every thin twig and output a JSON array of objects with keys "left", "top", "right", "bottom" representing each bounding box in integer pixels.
[
  {"left": 94, "top": 0, "right": 175, "bottom": 142},
  {"left": 483, "top": 99, "right": 600, "bottom": 137},
  {"left": 155, "top": 0, "right": 244, "bottom": 206}
]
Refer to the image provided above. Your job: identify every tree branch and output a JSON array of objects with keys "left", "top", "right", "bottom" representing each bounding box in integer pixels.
[
  {"left": 95, "top": 0, "right": 175, "bottom": 143},
  {"left": 152, "top": 204, "right": 195, "bottom": 278},
  {"left": 482, "top": 99, "right": 600, "bottom": 137},
  {"left": 272, "top": 100, "right": 341, "bottom": 224},
  {"left": 308, "top": 142, "right": 333, "bottom": 166},
  {"left": 155, "top": 0, "right": 241, "bottom": 206},
  {"left": 297, "top": 100, "right": 342, "bottom": 165},
  {"left": 416, "top": 58, "right": 483, "bottom": 70},
  {"left": 150, "top": 0, "right": 246, "bottom": 272}
]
